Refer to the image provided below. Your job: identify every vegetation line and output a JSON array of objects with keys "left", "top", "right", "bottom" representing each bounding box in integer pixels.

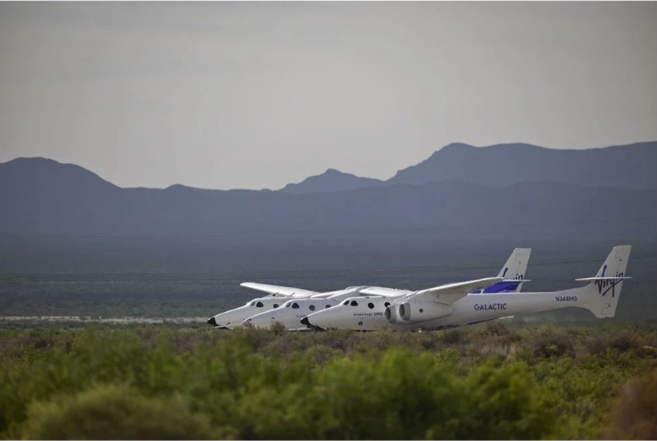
[{"left": 0, "top": 323, "right": 655, "bottom": 439}]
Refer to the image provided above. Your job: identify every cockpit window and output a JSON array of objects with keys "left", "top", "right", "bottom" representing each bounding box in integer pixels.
[
  {"left": 343, "top": 300, "right": 349, "bottom": 305},
  {"left": 285, "top": 303, "right": 290, "bottom": 308},
  {"left": 292, "top": 303, "right": 299, "bottom": 309},
  {"left": 350, "top": 300, "right": 358, "bottom": 307},
  {"left": 368, "top": 303, "right": 374, "bottom": 309},
  {"left": 256, "top": 302, "right": 264, "bottom": 308},
  {"left": 249, "top": 301, "right": 256, "bottom": 307},
  {"left": 309, "top": 305, "right": 316, "bottom": 311}
]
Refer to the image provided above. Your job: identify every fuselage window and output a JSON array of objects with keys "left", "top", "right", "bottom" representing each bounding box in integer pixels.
[
  {"left": 350, "top": 300, "right": 358, "bottom": 307},
  {"left": 343, "top": 300, "right": 349, "bottom": 305},
  {"left": 292, "top": 303, "right": 299, "bottom": 309},
  {"left": 286, "top": 303, "right": 291, "bottom": 308},
  {"left": 273, "top": 304, "right": 279, "bottom": 309},
  {"left": 384, "top": 302, "right": 390, "bottom": 308},
  {"left": 249, "top": 301, "right": 256, "bottom": 307},
  {"left": 256, "top": 301, "right": 264, "bottom": 307},
  {"left": 309, "top": 305, "right": 316, "bottom": 311},
  {"left": 326, "top": 304, "right": 331, "bottom": 309},
  {"left": 367, "top": 303, "right": 374, "bottom": 309}
]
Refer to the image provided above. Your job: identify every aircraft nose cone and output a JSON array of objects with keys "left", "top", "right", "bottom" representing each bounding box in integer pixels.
[{"left": 207, "top": 317, "right": 217, "bottom": 327}]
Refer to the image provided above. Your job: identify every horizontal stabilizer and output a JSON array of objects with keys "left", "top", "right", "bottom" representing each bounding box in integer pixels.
[{"left": 575, "top": 277, "right": 633, "bottom": 282}]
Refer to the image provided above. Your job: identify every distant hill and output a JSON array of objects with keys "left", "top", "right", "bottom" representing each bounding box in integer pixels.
[
  {"left": 388, "top": 141, "right": 656, "bottom": 189},
  {"left": 280, "top": 168, "right": 384, "bottom": 194},
  {"left": 0, "top": 156, "right": 654, "bottom": 240},
  {"left": 275, "top": 141, "right": 656, "bottom": 193},
  {"left": 0, "top": 158, "right": 120, "bottom": 234}
]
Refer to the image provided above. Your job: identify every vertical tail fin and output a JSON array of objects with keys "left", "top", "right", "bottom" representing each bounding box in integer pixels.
[
  {"left": 593, "top": 245, "right": 632, "bottom": 279},
  {"left": 478, "top": 248, "right": 531, "bottom": 293},
  {"left": 576, "top": 245, "right": 632, "bottom": 318}
]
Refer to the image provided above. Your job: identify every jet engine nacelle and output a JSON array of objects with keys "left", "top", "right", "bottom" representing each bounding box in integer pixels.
[
  {"left": 394, "top": 302, "right": 453, "bottom": 323},
  {"left": 384, "top": 304, "right": 398, "bottom": 323}
]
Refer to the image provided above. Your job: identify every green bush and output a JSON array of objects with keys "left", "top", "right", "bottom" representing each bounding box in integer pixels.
[
  {"left": 20, "top": 384, "right": 229, "bottom": 440},
  {"left": 0, "top": 324, "right": 654, "bottom": 440},
  {"left": 523, "top": 326, "right": 575, "bottom": 358},
  {"left": 449, "top": 362, "right": 554, "bottom": 440}
]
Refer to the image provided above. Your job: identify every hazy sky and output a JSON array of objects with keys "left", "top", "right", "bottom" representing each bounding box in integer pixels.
[{"left": 1, "top": 2, "right": 655, "bottom": 190}]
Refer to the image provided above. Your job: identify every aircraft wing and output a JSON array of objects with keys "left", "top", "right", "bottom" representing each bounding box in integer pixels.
[
  {"left": 359, "top": 287, "right": 414, "bottom": 297},
  {"left": 240, "top": 282, "right": 317, "bottom": 298},
  {"left": 409, "top": 277, "right": 504, "bottom": 304}
]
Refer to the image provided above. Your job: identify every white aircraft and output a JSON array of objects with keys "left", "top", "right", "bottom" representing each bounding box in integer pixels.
[
  {"left": 243, "top": 248, "right": 531, "bottom": 330},
  {"left": 302, "top": 246, "right": 631, "bottom": 331},
  {"left": 206, "top": 282, "right": 404, "bottom": 329},
  {"left": 208, "top": 282, "right": 332, "bottom": 328},
  {"left": 241, "top": 286, "right": 409, "bottom": 331}
]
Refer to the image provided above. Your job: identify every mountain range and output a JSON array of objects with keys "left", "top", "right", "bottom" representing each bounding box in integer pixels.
[
  {"left": 1, "top": 141, "right": 655, "bottom": 239},
  {"left": 283, "top": 141, "right": 656, "bottom": 193}
]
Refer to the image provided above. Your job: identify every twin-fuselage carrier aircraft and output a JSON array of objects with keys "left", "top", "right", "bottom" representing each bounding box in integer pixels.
[
  {"left": 207, "top": 246, "right": 630, "bottom": 331},
  {"left": 303, "top": 245, "right": 631, "bottom": 331},
  {"left": 207, "top": 247, "right": 531, "bottom": 330}
]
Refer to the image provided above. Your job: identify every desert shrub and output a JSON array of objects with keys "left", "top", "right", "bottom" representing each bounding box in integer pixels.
[
  {"left": 604, "top": 328, "right": 645, "bottom": 353},
  {"left": 524, "top": 327, "right": 574, "bottom": 358},
  {"left": 308, "top": 348, "right": 458, "bottom": 439},
  {"left": 475, "top": 343, "right": 510, "bottom": 361},
  {"left": 440, "top": 328, "right": 466, "bottom": 345},
  {"left": 418, "top": 331, "right": 445, "bottom": 351},
  {"left": 605, "top": 371, "right": 657, "bottom": 440},
  {"left": 270, "top": 321, "right": 287, "bottom": 336},
  {"left": 1, "top": 324, "right": 655, "bottom": 440},
  {"left": 263, "top": 332, "right": 316, "bottom": 358},
  {"left": 481, "top": 321, "right": 511, "bottom": 337},
  {"left": 232, "top": 325, "right": 276, "bottom": 351},
  {"left": 20, "top": 384, "right": 226, "bottom": 440},
  {"left": 434, "top": 361, "right": 555, "bottom": 440},
  {"left": 578, "top": 324, "right": 657, "bottom": 358},
  {"left": 278, "top": 350, "right": 551, "bottom": 440},
  {"left": 302, "top": 344, "right": 342, "bottom": 364}
]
